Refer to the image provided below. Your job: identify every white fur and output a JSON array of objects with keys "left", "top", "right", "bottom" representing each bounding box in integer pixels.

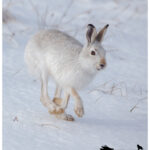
[{"left": 24, "top": 24, "right": 108, "bottom": 120}]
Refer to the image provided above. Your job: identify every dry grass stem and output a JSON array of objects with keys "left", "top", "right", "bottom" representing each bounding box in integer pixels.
[
  {"left": 130, "top": 96, "right": 147, "bottom": 112},
  {"left": 40, "top": 123, "right": 60, "bottom": 129}
]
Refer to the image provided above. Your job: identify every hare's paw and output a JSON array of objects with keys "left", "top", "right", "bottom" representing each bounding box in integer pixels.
[
  {"left": 56, "top": 113, "right": 74, "bottom": 121},
  {"left": 53, "top": 97, "right": 62, "bottom": 106},
  {"left": 74, "top": 104, "right": 84, "bottom": 117},
  {"left": 48, "top": 102, "right": 64, "bottom": 114},
  {"left": 64, "top": 114, "right": 75, "bottom": 121}
]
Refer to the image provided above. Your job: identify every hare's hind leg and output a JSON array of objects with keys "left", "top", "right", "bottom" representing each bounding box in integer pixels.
[
  {"left": 40, "top": 73, "right": 64, "bottom": 114},
  {"left": 53, "top": 86, "right": 70, "bottom": 109},
  {"left": 54, "top": 86, "right": 62, "bottom": 98},
  {"left": 52, "top": 86, "right": 62, "bottom": 106},
  {"left": 52, "top": 87, "right": 74, "bottom": 121}
]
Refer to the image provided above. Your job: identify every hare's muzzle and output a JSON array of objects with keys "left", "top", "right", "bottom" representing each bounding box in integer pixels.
[
  {"left": 96, "top": 58, "right": 106, "bottom": 70},
  {"left": 96, "top": 63, "right": 106, "bottom": 70}
]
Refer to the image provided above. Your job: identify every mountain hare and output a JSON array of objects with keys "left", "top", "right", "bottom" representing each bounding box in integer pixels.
[{"left": 24, "top": 24, "right": 109, "bottom": 121}]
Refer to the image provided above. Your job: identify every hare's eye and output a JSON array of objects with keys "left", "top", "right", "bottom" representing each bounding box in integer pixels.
[{"left": 91, "top": 51, "right": 96, "bottom": 55}]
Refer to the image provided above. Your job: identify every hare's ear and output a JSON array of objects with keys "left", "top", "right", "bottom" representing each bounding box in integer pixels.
[
  {"left": 86, "top": 24, "right": 97, "bottom": 44},
  {"left": 96, "top": 24, "right": 109, "bottom": 42}
]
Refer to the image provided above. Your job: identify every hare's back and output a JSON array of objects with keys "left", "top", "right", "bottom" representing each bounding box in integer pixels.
[{"left": 33, "top": 29, "right": 83, "bottom": 54}]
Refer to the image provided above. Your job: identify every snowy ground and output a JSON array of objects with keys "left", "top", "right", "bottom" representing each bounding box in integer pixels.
[{"left": 3, "top": 0, "right": 147, "bottom": 149}]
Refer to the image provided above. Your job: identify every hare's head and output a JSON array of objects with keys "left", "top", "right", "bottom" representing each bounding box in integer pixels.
[{"left": 80, "top": 24, "right": 109, "bottom": 73}]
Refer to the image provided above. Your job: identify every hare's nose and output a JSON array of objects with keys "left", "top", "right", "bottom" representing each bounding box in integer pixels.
[
  {"left": 100, "top": 64, "right": 105, "bottom": 68},
  {"left": 100, "top": 58, "right": 106, "bottom": 69}
]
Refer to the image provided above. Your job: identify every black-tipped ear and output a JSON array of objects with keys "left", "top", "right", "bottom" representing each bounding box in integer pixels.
[
  {"left": 86, "top": 24, "right": 97, "bottom": 44},
  {"left": 96, "top": 24, "right": 109, "bottom": 42}
]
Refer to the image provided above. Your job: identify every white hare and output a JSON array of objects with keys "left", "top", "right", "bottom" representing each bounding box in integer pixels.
[{"left": 24, "top": 24, "right": 109, "bottom": 121}]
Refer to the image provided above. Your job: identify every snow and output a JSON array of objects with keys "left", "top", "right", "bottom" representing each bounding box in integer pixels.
[{"left": 3, "top": 0, "right": 147, "bottom": 149}]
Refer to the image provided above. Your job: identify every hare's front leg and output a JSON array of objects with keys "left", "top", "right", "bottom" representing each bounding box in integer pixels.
[
  {"left": 40, "top": 73, "right": 64, "bottom": 114},
  {"left": 52, "top": 87, "right": 74, "bottom": 121},
  {"left": 53, "top": 86, "right": 69, "bottom": 109},
  {"left": 70, "top": 88, "right": 84, "bottom": 117}
]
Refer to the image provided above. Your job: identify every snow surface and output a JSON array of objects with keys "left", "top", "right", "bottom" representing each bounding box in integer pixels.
[{"left": 3, "top": 0, "right": 147, "bottom": 149}]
